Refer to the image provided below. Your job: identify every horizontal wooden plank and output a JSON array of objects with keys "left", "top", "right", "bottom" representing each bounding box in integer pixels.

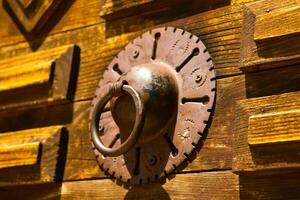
[
  {"left": 0, "top": 60, "right": 52, "bottom": 92},
  {"left": 60, "top": 171, "right": 239, "bottom": 200},
  {"left": 240, "top": 172, "right": 300, "bottom": 200},
  {"left": 239, "top": 0, "right": 300, "bottom": 73},
  {"left": 0, "top": 142, "right": 40, "bottom": 169},
  {"left": 254, "top": 5, "right": 300, "bottom": 41},
  {"left": 2, "top": 171, "right": 300, "bottom": 199},
  {"left": 0, "top": 126, "right": 65, "bottom": 186},
  {"left": 100, "top": 0, "right": 153, "bottom": 17},
  {"left": 233, "top": 91, "right": 300, "bottom": 174},
  {"left": 0, "top": 45, "right": 79, "bottom": 112},
  {"left": 0, "top": 0, "right": 230, "bottom": 49},
  {"left": 248, "top": 109, "right": 300, "bottom": 146}
]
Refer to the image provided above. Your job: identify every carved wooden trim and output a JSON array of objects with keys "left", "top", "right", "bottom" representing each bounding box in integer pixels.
[
  {"left": 254, "top": 5, "right": 300, "bottom": 41},
  {"left": 0, "top": 126, "right": 66, "bottom": 186},
  {"left": 239, "top": 0, "right": 300, "bottom": 73},
  {"left": 0, "top": 142, "right": 41, "bottom": 169},
  {"left": 233, "top": 91, "right": 300, "bottom": 174},
  {"left": 0, "top": 61, "right": 53, "bottom": 93},
  {"left": 248, "top": 110, "right": 300, "bottom": 146},
  {"left": 3, "top": 0, "right": 64, "bottom": 33},
  {"left": 0, "top": 45, "right": 80, "bottom": 112}
]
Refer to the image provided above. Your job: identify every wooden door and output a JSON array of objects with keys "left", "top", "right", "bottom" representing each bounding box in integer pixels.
[{"left": 0, "top": 0, "right": 300, "bottom": 199}]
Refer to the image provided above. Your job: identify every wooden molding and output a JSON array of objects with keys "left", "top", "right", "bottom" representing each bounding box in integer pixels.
[
  {"left": 233, "top": 91, "right": 300, "bottom": 174},
  {"left": 3, "top": 0, "right": 64, "bottom": 33},
  {"left": 0, "top": 142, "right": 41, "bottom": 169},
  {"left": 0, "top": 61, "right": 54, "bottom": 93},
  {"left": 0, "top": 45, "right": 79, "bottom": 112},
  {"left": 239, "top": 0, "right": 300, "bottom": 73},
  {"left": 248, "top": 109, "right": 300, "bottom": 146},
  {"left": 0, "top": 126, "right": 66, "bottom": 186},
  {"left": 254, "top": 5, "right": 300, "bottom": 41}
]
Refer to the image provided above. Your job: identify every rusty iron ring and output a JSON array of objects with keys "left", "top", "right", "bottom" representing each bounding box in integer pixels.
[{"left": 90, "top": 82, "right": 146, "bottom": 157}]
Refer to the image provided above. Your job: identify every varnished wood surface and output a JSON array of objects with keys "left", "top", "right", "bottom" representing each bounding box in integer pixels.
[
  {"left": 254, "top": 5, "right": 300, "bottom": 41},
  {"left": 0, "top": 142, "right": 40, "bottom": 169},
  {"left": 60, "top": 171, "right": 239, "bottom": 200},
  {"left": 0, "top": 126, "right": 65, "bottom": 186},
  {"left": 239, "top": 0, "right": 300, "bottom": 72},
  {"left": 248, "top": 109, "right": 300, "bottom": 146},
  {"left": 233, "top": 91, "right": 300, "bottom": 174},
  {"left": 0, "top": 60, "right": 52, "bottom": 92}
]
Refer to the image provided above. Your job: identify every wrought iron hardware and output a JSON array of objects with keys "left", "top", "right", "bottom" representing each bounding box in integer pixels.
[{"left": 89, "top": 27, "right": 216, "bottom": 184}]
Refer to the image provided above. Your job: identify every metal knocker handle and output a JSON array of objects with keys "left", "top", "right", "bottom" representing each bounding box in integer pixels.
[{"left": 90, "top": 81, "right": 145, "bottom": 157}]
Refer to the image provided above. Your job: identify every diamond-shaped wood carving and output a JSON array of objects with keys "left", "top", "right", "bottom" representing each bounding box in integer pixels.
[{"left": 4, "top": 0, "right": 64, "bottom": 33}]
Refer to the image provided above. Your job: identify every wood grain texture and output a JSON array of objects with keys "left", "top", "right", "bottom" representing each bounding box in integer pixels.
[
  {"left": 233, "top": 91, "right": 300, "bottom": 174},
  {"left": 248, "top": 109, "right": 300, "bottom": 146},
  {"left": 254, "top": 5, "right": 300, "bottom": 41},
  {"left": 0, "top": 0, "right": 230, "bottom": 49},
  {"left": 100, "top": 0, "right": 230, "bottom": 20},
  {"left": 0, "top": 45, "right": 79, "bottom": 112},
  {"left": 0, "top": 183, "right": 62, "bottom": 200},
  {"left": 239, "top": 0, "right": 300, "bottom": 73},
  {"left": 231, "top": 0, "right": 255, "bottom": 5},
  {"left": 0, "top": 126, "right": 65, "bottom": 186},
  {"left": 0, "top": 142, "right": 40, "bottom": 169},
  {"left": 0, "top": 60, "right": 52, "bottom": 92},
  {"left": 60, "top": 171, "right": 239, "bottom": 200},
  {"left": 240, "top": 172, "right": 300, "bottom": 200}
]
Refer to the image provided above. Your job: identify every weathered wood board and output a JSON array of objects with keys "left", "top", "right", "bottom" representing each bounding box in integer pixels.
[
  {"left": 234, "top": 91, "right": 300, "bottom": 174},
  {"left": 0, "top": 126, "right": 66, "bottom": 186},
  {"left": 0, "top": 45, "right": 79, "bottom": 112},
  {"left": 239, "top": 0, "right": 300, "bottom": 72}
]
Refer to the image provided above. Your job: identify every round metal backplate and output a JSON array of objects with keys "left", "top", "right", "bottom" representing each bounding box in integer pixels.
[{"left": 90, "top": 27, "right": 216, "bottom": 184}]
